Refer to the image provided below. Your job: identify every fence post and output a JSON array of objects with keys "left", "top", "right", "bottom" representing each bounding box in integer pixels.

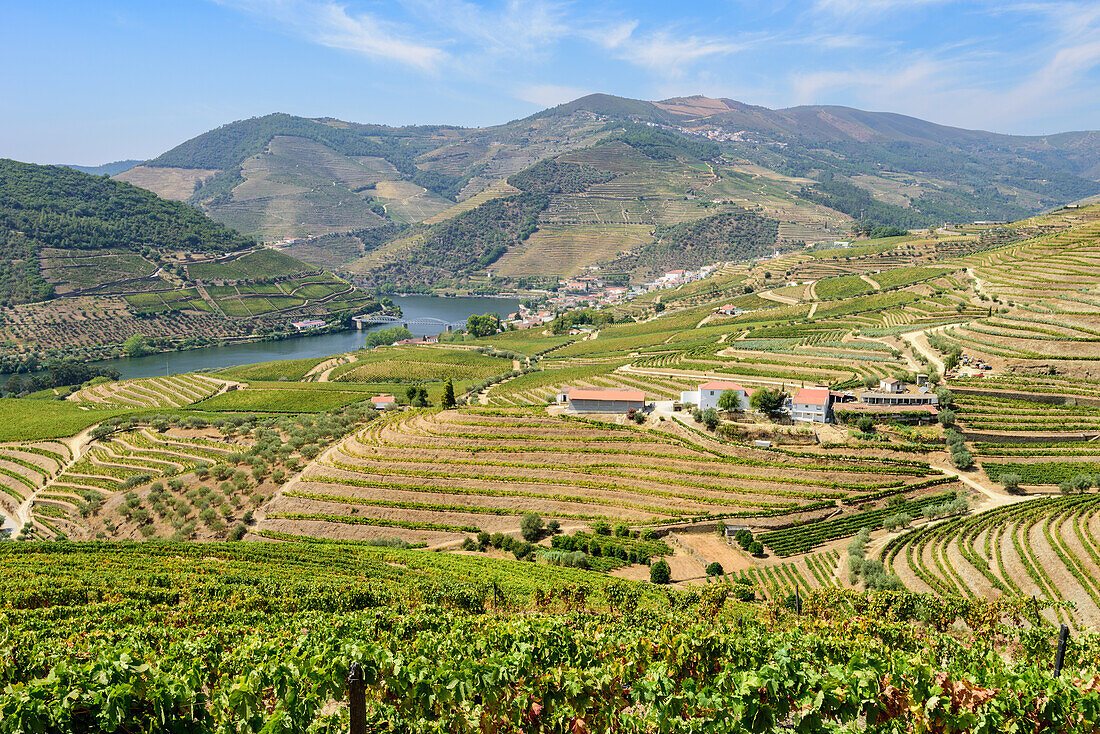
[
  {"left": 1032, "top": 595, "right": 1041, "bottom": 628},
  {"left": 794, "top": 586, "right": 802, "bottom": 615},
  {"left": 348, "top": 661, "right": 366, "bottom": 734},
  {"left": 1054, "top": 624, "right": 1069, "bottom": 678}
]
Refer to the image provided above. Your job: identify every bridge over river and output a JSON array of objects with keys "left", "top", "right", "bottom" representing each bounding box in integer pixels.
[{"left": 351, "top": 314, "right": 467, "bottom": 331}]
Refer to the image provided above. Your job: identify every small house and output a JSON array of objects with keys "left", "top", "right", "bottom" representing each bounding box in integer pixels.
[{"left": 371, "top": 395, "right": 396, "bottom": 410}]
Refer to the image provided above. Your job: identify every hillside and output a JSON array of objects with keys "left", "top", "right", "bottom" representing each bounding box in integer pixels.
[
  {"left": 0, "top": 160, "right": 385, "bottom": 369},
  {"left": 113, "top": 96, "right": 1100, "bottom": 292},
  {"left": 0, "top": 159, "right": 254, "bottom": 305},
  {"left": 63, "top": 159, "right": 142, "bottom": 176}
]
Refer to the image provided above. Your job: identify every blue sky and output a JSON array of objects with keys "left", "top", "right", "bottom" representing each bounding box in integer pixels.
[{"left": 3, "top": 0, "right": 1099, "bottom": 164}]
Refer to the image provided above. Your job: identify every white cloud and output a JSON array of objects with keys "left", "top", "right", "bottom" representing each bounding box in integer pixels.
[
  {"left": 515, "top": 84, "right": 591, "bottom": 107},
  {"left": 214, "top": 0, "right": 446, "bottom": 71},
  {"left": 613, "top": 32, "right": 749, "bottom": 76},
  {"left": 813, "top": 0, "right": 948, "bottom": 15}
]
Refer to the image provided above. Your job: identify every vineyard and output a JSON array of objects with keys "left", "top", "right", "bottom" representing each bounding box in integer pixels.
[
  {"left": 883, "top": 494, "right": 1100, "bottom": 627},
  {"left": 2, "top": 541, "right": 1100, "bottom": 732},
  {"left": 256, "top": 407, "right": 953, "bottom": 556}
]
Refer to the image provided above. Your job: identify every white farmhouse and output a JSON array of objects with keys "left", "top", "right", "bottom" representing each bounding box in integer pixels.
[
  {"left": 789, "top": 387, "right": 831, "bottom": 423},
  {"left": 681, "top": 381, "right": 748, "bottom": 411}
]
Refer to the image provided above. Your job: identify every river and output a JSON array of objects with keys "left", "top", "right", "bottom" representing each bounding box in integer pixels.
[{"left": 95, "top": 295, "right": 523, "bottom": 380}]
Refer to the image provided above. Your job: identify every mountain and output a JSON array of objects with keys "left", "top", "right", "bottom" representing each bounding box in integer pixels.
[
  {"left": 112, "top": 95, "right": 1100, "bottom": 290},
  {"left": 0, "top": 160, "right": 384, "bottom": 370},
  {"left": 63, "top": 159, "right": 143, "bottom": 176}
]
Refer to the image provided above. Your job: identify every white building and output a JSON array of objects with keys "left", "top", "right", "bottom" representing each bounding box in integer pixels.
[
  {"left": 681, "top": 381, "right": 748, "bottom": 411},
  {"left": 789, "top": 387, "right": 831, "bottom": 423}
]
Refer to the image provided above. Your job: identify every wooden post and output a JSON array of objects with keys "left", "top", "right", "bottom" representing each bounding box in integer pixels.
[
  {"left": 1032, "top": 595, "right": 1041, "bottom": 628},
  {"left": 1054, "top": 624, "right": 1069, "bottom": 678},
  {"left": 348, "top": 661, "right": 366, "bottom": 734},
  {"left": 794, "top": 586, "right": 802, "bottom": 615}
]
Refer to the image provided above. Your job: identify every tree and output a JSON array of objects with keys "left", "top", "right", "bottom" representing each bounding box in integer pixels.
[
  {"left": 649, "top": 559, "right": 671, "bottom": 584},
  {"left": 366, "top": 326, "right": 412, "bottom": 347},
  {"left": 702, "top": 408, "right": 720, "bottom": 430},
  {"left": 441, "top": 378, "right": 456, "bottom": 408},
  {"left": 122, "top": 334, "right": 149, "bottom": 358},
  {"left": 938, "top": 408, "right": 956, "bottom": 428},
  {"left": 748, "top": 541, "right": 764, "bottom": 557},
  {"left": 936, "top": 387, "right": 955, "bottom": 406},
  {"left": 717, "top": 390, "right": 742, "bottom": 412},
  {"left": 856, "top": 416, "right": 874, "bottom": 433},
  {"left": 405, "top": 385, "right": 417, "bottom": 403},
  {"left": 1060, "top": 474, "right": 1094, "bottom": 495},
  {"left": 951, "top": 448, "right": 973, "bottom": 470},
  {"left": 466, "top": 313, "right": 501, "bottom": 337},
  {"left": 1000, "top": 472, "right": 1022, "bottom": 494},
  {"left": 706, "top": 561, "right": 724, "bottom": 577},
  {"left": 750, "top": 388, "right": 787, "bottom": 419},
  {"left": 520, "top": 512, "right": 544, "bottom": 541}
]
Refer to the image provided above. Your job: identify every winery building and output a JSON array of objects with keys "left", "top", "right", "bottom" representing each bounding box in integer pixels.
[{"left": 562, "top": 388, "right": 646, "bottom": 413}]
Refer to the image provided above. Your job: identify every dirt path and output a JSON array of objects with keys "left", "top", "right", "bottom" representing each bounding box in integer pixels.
[
  {"left": 305, "top": 353, "right": 359, "bottom": 383},
  {"left": 758, "top": 289, "right": 799, "bottom": 306},
  {"left": 15, "top": 425, "right": 99, "bottom": 531},
  {"left": 860, "top": 274, "right": 881, "bottom": 290},
  {"left": 807, "top": 303, "right": 818, "bottom": 318}
]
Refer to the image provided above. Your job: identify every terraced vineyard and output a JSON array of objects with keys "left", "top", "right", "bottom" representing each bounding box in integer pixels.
[
  {"left": 258, "top": 408, "right": 952, "bottom": 547},
  {"left": 883, "top": 495, "right": 1100, "bottom": 627},
  {"left": 69, "top": 374, "right": 229, "bottom": 408},
  {"left": 738, "top": 550, "right": 841, "bottom": 600}
]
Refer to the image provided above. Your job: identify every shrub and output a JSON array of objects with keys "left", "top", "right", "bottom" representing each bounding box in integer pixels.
[
  {"left": 938, "top": 409, "right": 956, "bottom": 428},
  {"left": 748, "top": 541, "right": 764, "bottom": 556},
  {"left": 546, "top": 519, "right": 560, "bottom": 534},
  {"left": 705, "top": 561, "right": 724, "bottom": 577},
  {"left": 649, "top": 559, "right": 672, "bottom": 584},
  {"left": 702, "top": 408, "right": 720, "bottom": 431},
  {"left": 592, "top": 520, "right": 611, "bottom": 536},
  {"left": 856, "top": 416, "right": 874, "bottom": 433}
]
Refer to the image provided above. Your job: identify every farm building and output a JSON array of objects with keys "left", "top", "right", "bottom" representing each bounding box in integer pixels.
[
  {"left": 860, "top": 379, "right": 938, "bottom": 406},
  {"left": 564, "top": 388, "right": 645, "bottom": 414},
  {"left": 371, "top": 395, "right": 396, "bottom": 410},
  {"left": 789, "top": 387, "right": 832, "bottom": 423},
  {"left": 680, "top": 381, "right": 748, "bottom": 411},
  {"left": 291, "top": 319, "right": 326, "bottom": 331}
]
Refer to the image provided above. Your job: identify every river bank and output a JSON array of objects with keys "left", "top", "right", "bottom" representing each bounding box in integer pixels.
[{"left": 77, "top": 295, "right": 522, "bottom": 380}]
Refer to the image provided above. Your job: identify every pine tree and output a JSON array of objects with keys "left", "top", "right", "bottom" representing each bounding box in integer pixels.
[{"left": 441, "top": 378, "right": 456, "bottom": 408}]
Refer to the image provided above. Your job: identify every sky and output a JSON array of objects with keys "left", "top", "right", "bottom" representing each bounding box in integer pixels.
[{"left": 2, "top": 0, "right": 1099, "bottom": 165}]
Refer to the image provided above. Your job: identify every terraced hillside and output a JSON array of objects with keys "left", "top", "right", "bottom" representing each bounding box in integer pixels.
[
  {"left": 883, "top": 495, "right": 1100, "bottom": 627},
  {"left": 257, "top": 408, "right": 953, "bottom": 547},
  {"left": 69, "top": 374, "right": 229, "bottom": 408}
]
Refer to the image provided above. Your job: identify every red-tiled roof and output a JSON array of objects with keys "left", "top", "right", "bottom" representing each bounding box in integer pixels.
[
  {"left": 699, "top": 381, "right": 746, "bottom": 391},
  {"left": 568, "top": 389, "right": 645, "bottom": 402},
  {"left": 371, "top": 395, "right": 395, "bottom": 404},
  {"left": 792, "top": 387, "right": 830, "bottom": 406}
]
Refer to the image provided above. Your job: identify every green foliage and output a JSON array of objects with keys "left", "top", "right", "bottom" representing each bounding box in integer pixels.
[
  {"left": 649, "top": 558, "right": 672, "bottom": 584},
  {"left": 750, "top": 387, "right": 787, "bottom": 418},
  {"left": 717, "top": 390, "right": 741, "bottom": 412},
  {"left": 705, "top": 561, "right": 724, "bottom": 577},
  {"left": 466, "top": 313, "right": 502, "bottom": 337},
  {"left": 441, "top": 378, "right": 456, "bottom": 409},
  {"left": 359, "top": 193, "right": 549, "bottom": 287},
  {"left": 366, "top": 326, "right": 413, "bottom": 347},
  {"left": 985, "top": 461, "right": 1100, "bottom": 486},
  {"left": 0, "top": 159, "right": 253, "bottom": 305},
  {"left": 609, "top": 211, "right": 779, "bottom": 276},
  {"left": 520, "top": 512, "right": 544, "bottom": 542},
  {"left": 508, "top": 158, "right": 617, "bottom": 194}
]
